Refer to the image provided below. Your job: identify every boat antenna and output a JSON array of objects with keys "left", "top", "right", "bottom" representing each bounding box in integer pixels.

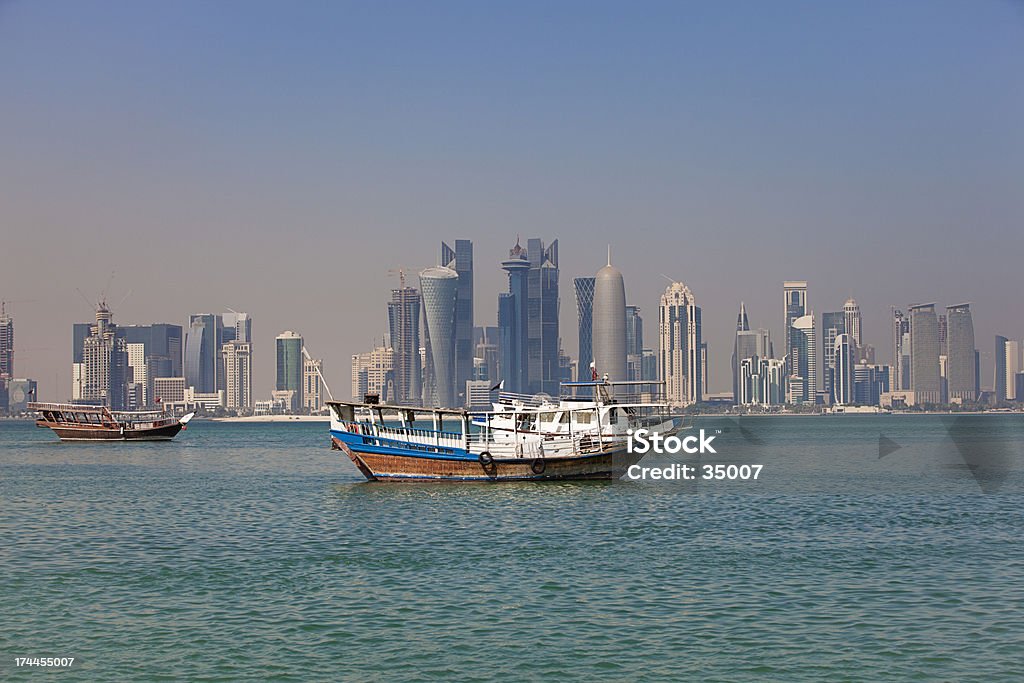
[{"left": 607, "top": 245, "right": 611, "bottom": 267}]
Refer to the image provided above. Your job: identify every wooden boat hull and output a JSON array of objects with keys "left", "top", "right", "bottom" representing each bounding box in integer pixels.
[
  {"left": 39, "top": 421, "right": 184, "bottom": 442},
  {"left": 331, "top": 433, "right": 642, "bottom": 482}
]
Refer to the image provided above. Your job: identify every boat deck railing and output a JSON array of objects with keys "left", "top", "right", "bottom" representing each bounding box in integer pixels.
[{"left": 336, "top": 418, "right": 622, "bottom": 458}]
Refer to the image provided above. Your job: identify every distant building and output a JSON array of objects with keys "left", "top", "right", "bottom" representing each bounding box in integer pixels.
[
  {"left": 184, "top": 387, "right": 226, "bottom": 412},
  {"left": 499, "top": 241, "right": 530, "bottom": 393},
  {"left": 420, "top": 266, "right": 459, "bottom": 408},
  {"left": 909, "top": 304, "right": 941, "bottom": 404},
  {"left": 465, "top": 380, "right": 493, "bottom": 409},
  {"left": 1008, "top": 341, "right": 1022, "bottom": 402},
  {"left": 625, "top": 305, "right": 643, "bottom": 382},
  {"left": 994, "top": 336, "right": 1009, "bottom": 402},
  {"left": 525, "top": 238, "right": 561, "bottom": 396},
  {"left": 442, "top": 240, "right": 474, "bottom": 406},
  {"left": 388, "top": 281, "right": 422, "bottom": 406},
  {"left": 81, "top": 303, "right": 129, "bottom": 409},
  {"left": 659, "top": 281, "right": 702, "bottom": 406},
  {"left": 843, "top": 298, "right": 862, "bottom": 347},
  {"left": 854, "top": 364, "right": 890, "bottom": 406},
  {"left": 821, "top": 311, "right": 846, "bottom": 399},
  {"left": 303, "top": 357, "right": 323, "bottom": 412},
  {"left": 788, "top": 314, "right": 816, "bottom": 404},
  {"left": 120, "top": 323, "right": 184, "bottom": 407},
  {"left": 276, "top": 331, "right": 304, "bottom": 410},
  {"left": 271, "top": 389, "right": 299, "bottom": 413},
  {"left": 5, "top": 378, "right": 37, "bottom": 413},
  {"left": 185, "top": 314, "right": 223, "bottom": 394},
  {"left": 783, "top": 281, "right": 808, "bottom": 378},
  {"left": 593, "top": 256, "right": 627, "bottom": 383},
  {"left": 352, "top": 344, "right": 393, "bottom": 401},
  {"left": 473, "top": 327, "right": 499, "bottom": 386},
  {"left": 738, "top": 357, "right": 785, "bottom": 406},
  {"left": 0, "top": 303, "right": 13, "bottom": 379},
  {"left": 222, "top": 341, "right": 253, "bottom": 410},
  {"left": 153, "top": 377, "right": 186, "bottom": 404},
  {"left": 944, "top": 303, "right": 976, "bottom": 403},
  {"left": 833, "top": 334, "right": 855, "bottom": 405},
  {"left": 731, "top": 303, "right": 773, "bottom": 406},
  {"left": 892, "top": 309, "right": 911, "bottom": 390},
  {"left": 573, "top": 277, "right": 595, "bottom": 381}
]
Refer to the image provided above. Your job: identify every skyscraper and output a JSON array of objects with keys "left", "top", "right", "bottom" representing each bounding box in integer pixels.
[
  {"left": 0, "top": 302, "right": 13, "bottom": 379},
  {"left": 731, "top": 302, "right": 750, "bottom": 404},
  {"left": 184, "top": 314, "right": 223, "bottom": 394},
  {"left": 843, "top": 298, "right": 862, "bottom": 346},
  {"left": 995, "top": 335, "right": 1009, "bottom": 402},
  {"left": 222, "top": 341, "right": 252, "bottom": 410},
  {"left": 219, "top": 312, "right": 250, "bottom": 410},
  {"left": 788, "top": 314, "right": 816, "bottom": 404},
  {"left": 228, "top": 311, "right": 252, "bottom": 343},
  {"left": 573, "top": 277, "right": 595, "bottom": 381},
  {"left": 499, "top": 240, "right": 531, "bottom": 393},
  {"left": 821, "top": 311, "right": 846, "bottom": 399},
  {"left": 276, "top": 331, "right": 304, "bottom": 409},
  {"left": 731, "top": 303, "right": 772, "bottom": 405},
  {"left": 945, "top": 303, "right": 976, "bottom": 403},
  {"left": 419, "top": 265, "right": 459, "bottom": 408},
  {"left": 625, "top": 305, "right": 643, "bottom": 382},
  {"left": 783, "top": 281, "right": 808, "bottom": 375},
  {"left": 442, "top": 240, "right": 473, "bottom": 406},
  {"left": 351, "top": 345, "right": 394, "bottom": 402},
  {"left": 121, "top": 323, "right": 184, "bottom": 405},
  {"left": 525, "top": 238, "right": 560, "bottom": 396},
  {"left": 81, "top": 303, "right": 129, "bottom": 409},
  {"left": 997, "top": 338, "right": 1021, "bottom": 402},
  {"left": 909, "top": 303, "right": 941, "bottom": 404},
  {"left": 659, "top": 281, "right": 702, "bottom": 406},
  {"left": 893, "top": 309, "right": 911, "bottom": 390},
  {"left": 388, "top": 281, "right": 422, "bottom": 406},
  {"left": 592, "top": 256, "right": 627, "bottom": 383},
  {"left": 625, "top": 306, "right": 643, "bottom": 356},
  {"left": 833, "top": 333, "right": 855, "bottom": 405},
  {"left": 303, "top": 356, "right": 324, "bottom": 412}
]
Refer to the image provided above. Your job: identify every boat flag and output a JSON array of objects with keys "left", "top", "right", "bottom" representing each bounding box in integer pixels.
[
  {"left": 490, "top": 379, "right": 504, "bottom": 392},
  {"left": 590, "top": 361, "right": 598, "bottom": 381}
]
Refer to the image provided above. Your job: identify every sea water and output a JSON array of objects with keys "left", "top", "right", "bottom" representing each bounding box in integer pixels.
[{"left": 2, "top": 415, "right": 1023, "bottom": 681}]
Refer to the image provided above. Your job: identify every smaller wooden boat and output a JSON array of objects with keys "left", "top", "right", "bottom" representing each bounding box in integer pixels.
[{"left": 29, "top": 402, "right": 195, "bottom": 442}]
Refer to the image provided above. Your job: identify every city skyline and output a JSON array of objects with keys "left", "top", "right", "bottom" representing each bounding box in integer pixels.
[
  {"left": 2, "top": 2, "right": 1023, "bottom": 401},
  {"left": 2, "top": 247, "right": 1024, "bottom": 406}
]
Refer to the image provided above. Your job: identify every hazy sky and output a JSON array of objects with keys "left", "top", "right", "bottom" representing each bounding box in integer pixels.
[{"left": 2, "top": 0, "right": 1022, "bottom": 400}]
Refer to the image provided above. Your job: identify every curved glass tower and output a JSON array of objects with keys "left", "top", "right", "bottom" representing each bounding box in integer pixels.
[
  {"left": 419, "top": 266, "right": 459, "bottom": 408},
  {"left": 592, "top": 259, "right": 627, "bottom": 383}
]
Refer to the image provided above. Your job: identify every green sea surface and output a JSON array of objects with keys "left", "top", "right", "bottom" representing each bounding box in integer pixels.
[{"left": 2, "top": 415, "right": 1023, "bottom": 681}]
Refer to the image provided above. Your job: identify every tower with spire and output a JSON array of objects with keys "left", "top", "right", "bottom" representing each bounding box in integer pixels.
[{"left": 592, "top": 247, "right": 627, "bottom": 383}]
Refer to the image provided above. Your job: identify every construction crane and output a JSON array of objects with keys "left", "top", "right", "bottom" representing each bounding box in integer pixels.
[{"left": 387, "top": 268, "right": 408, "bottom": 290}]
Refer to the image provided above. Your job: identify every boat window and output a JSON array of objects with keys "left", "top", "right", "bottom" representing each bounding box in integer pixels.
[
  {"left": 574, "top": 410, "right": 593, "bottom": 425},
  {"left": 558, "top": 412, "right": 569, "bottom": 424},
  {"left": 539, "top": 412, "right": 556, "bottom": 423}
]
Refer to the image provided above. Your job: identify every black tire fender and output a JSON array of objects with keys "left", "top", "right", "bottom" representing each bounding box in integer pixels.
[
  {"left": 530, "top": 458, "right": 546, "bottom": 475},
  {"left": 478, "top": 451, "right": 494, "bottom": 467}
]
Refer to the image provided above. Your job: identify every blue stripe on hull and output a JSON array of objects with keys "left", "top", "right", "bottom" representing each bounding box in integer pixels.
[{"left": 330, "top": 429, "right": 475, "bottom": 461}]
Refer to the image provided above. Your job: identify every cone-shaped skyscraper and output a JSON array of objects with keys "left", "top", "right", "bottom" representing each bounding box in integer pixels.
[
  {"left": 592, "top": 249, "right": 627, "bottom": 382},
  {"left": 420, "top": 266, "right": 459, "bottom": 408}
]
